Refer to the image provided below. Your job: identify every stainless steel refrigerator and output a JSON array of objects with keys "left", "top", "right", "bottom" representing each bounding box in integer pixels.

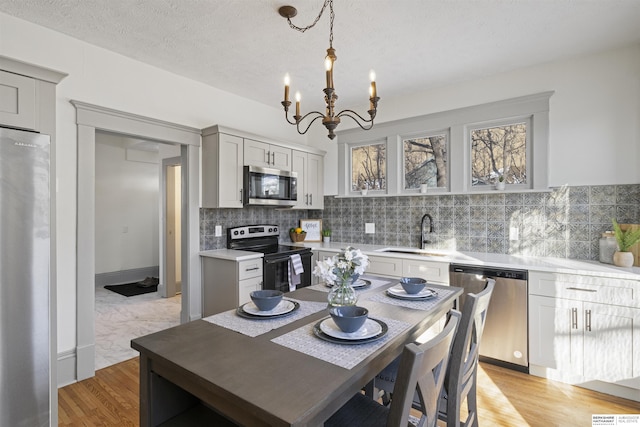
[{"left": 0, "top": 126, "right": 51, "bottom": 426}]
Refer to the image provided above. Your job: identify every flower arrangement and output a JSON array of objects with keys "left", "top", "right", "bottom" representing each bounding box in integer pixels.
[{"left": 313, "top": 246, "right": 370, "bottom": 286}]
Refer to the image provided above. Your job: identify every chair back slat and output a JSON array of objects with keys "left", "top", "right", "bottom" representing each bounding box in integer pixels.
[{"left": 387, "top": 310, "right": 461, "bottom": 427}]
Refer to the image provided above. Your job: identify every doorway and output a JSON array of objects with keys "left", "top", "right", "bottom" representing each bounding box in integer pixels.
[{"left": 72, "top": 100, "right": 202, "bottom": 381}]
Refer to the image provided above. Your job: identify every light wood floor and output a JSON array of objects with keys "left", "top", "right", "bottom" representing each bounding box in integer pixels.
[{"left": 59, "top": 358, "right": 638, "bottom": 426}]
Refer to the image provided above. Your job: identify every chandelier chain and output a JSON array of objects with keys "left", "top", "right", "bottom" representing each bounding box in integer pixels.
[{"left": 286, "top": 0, "right": 334, "bottom": 47}]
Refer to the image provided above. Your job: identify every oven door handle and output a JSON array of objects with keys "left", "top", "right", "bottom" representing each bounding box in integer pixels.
[{"left": 264, "top": 253, "right": 311, "bottom": 264}]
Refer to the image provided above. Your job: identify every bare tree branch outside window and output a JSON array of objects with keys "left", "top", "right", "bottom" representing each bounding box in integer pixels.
[
  {"left": 352, "top": 144, "right": 386, "bottom": 190},
  {"left": 471, "top": 123, "right": 527, "bottom": 186},
  {"left": 403, "top": 135, "right": 448, "bottom": 189}
]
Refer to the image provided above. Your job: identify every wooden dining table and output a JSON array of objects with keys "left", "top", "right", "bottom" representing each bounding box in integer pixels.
[{"left": 131, "top": 277, "right": 462, "bottom": 427}]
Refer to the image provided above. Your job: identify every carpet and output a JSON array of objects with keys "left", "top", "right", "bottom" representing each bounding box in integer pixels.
[{"left": 104, "top": 278, "right": 159, "bottom": 297}]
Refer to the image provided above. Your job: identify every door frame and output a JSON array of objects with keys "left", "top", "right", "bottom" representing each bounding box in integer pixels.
[
  {"left": 161, "top": 156, "right": 182, "bottom": 298},
  {"left": 72, "top": 101, "right": 201, "bottom": 380}
]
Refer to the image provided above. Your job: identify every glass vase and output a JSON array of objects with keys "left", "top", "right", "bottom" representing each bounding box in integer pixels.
[{"left": 327, "top": 277, "right": 357, "bottom": 307}]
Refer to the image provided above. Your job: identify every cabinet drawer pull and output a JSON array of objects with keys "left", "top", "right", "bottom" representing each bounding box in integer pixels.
[
  {"left": 566, "top": 287, "right": 597, "bottom": 293},
  {"left": 245, "top": 267, "right": 260, "bottom": 271},
  {"left": 571, "top": 307, "right": 578, "bottom": 329},
  {"left": 585, "top": 309, "right": 592, "bottom": 332}
]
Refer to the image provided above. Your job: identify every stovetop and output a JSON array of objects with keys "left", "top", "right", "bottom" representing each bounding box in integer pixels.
[{"left": 227, "top": 225, "right": 311, "bottom": 257}]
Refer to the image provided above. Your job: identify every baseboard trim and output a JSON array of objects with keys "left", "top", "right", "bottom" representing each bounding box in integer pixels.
[
  {"left": 95, "top": 266, "right": 159, "bottom": 287},
  {"left": 57, "top": 349, "right": 77, "bottom": 387},
  {"left": 529, "top": 364, "right": 639, "bottom": 402}
]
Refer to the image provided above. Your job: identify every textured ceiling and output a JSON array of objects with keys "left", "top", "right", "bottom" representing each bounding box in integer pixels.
[{"left": 1, "top": 0, "right": 640, "bottom": 113}]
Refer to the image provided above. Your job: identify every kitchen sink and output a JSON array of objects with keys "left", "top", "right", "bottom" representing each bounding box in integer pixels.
[{"left": 376, "top": 248, "right": 448, "bottom": 257}]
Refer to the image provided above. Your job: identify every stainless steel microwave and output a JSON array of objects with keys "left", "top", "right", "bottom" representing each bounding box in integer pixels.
[{"left": 243, "top": 165, "right": 297, "bottom": 207}]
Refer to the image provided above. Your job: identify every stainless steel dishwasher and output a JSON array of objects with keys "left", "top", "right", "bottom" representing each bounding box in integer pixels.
[{"left": 449, "top": 264, "right": 529, "bottom": 373}]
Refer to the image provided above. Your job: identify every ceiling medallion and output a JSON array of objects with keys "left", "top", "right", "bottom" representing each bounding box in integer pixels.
[{"left": 279, "top": 0, "right": 379, "bottom": 140}]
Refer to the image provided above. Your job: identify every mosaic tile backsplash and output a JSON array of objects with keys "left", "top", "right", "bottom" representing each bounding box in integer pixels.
[{"left": 200, "top": 184, "right": 640, "bottom": 261}]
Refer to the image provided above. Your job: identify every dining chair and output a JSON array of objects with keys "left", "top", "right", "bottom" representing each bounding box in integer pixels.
[
  {"left": 373, "top": 278, "right": 496, "bottom": 427},
  {"left": 324, "top": 309, "right": 461, "bottom": 427}
]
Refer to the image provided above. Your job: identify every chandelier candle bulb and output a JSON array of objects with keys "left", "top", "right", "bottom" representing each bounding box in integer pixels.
[
  {"left": 284, "top": 74, "right": 290, "bottom": 102},
  {"left": 295, "top": 91, "right": 301, "bottom": 117},
  {"left": 370, "top": 70, "right": 377, "bottom": 98}
]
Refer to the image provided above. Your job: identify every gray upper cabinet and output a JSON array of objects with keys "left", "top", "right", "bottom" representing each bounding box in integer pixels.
[
  {"left": 0, "top": 70, "right": 36, "bottom": 130},
  {"left": 244, "top": 138, "right": 292, "bottom": 170},
  {"left": 292, "top": 150, "right": 324, "bottom": 209},
  {"left": 202, "top": 128, "right": 244, "bottom": 208},
  {"left": 201, "top": 125, "right": 326, "bottom": 210}
]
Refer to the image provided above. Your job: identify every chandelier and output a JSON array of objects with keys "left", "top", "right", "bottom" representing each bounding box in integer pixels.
[{"left": 279, "top": 0, "right": 379, "bottom": 140}]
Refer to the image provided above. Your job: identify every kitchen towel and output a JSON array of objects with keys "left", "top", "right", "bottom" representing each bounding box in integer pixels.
[{"left": 288, "top": 254, "right": 304, "bottom": 291}]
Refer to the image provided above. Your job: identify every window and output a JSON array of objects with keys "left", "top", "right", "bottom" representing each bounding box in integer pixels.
[
  {"left": 403, "top": 133, "right": 448, "bottom": 191},
  {"left": 337, "top": 92, "right": 552, "bottom": 195},
  {"left": 470, "top": 121, "right": 528, "bottom": 187},
  {"left": 351, "top": 142, "right": 386, "bottom": 191}
]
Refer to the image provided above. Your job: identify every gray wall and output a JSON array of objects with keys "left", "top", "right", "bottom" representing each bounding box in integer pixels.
[{"left": 200, "top": 184, "right": 640, "bottom": 261}]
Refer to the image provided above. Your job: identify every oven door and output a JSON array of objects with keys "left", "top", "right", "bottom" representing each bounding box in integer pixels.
[{"left": 263, "top": 251, "right": 312, "bottom": 292}]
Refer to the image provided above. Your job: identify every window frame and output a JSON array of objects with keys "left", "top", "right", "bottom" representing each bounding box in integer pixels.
[{"left": 336, "top": 92, "right": 552, "bottom": 196}]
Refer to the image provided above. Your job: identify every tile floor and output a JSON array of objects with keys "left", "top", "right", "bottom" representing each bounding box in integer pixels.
[{"left": 95, "top": 285, "right": 181, "bottom": 370}]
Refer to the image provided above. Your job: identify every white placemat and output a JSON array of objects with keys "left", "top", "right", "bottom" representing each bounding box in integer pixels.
[
  {"left": 202, "top": 298, "right": 327, "bottom": 338},
  {"left": 271, "top": 315, "right": 411, "bottom": 370},
  {"left": 307, "top": 276, "right": 393, "bottom": 293},
  {"left": 362, "top": 287, "right": 457, "bottom": 311}
]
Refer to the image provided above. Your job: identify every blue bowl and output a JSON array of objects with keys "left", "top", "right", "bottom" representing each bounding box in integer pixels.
[
  {"left": 329, "top": 306, "right": 369, "bottom": 333},
  {"left": 250, "top": 290, "right": 283, "bottom": 311},
  {"left": 399, "top": 277, "right": 427, "bottom": 294}
]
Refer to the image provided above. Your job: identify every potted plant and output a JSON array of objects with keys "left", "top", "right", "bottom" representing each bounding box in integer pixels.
[
  {"left": 495, "top": 175, "right": 505, "bottom": 190},
  {"left": 612, "top": 219, "right": 640, "bottom": 267},
  {"left": 322, "top": 229, "right": 331, "bottom": 243}
]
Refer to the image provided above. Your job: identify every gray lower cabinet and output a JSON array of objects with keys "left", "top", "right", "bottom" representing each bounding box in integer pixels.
[{"left": 202, "top": 257, "right": 263, "bottom": 316}]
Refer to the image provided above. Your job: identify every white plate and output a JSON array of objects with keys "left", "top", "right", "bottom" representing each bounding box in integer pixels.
[
  {"left": 325, "top": 279, "right": 371, "bottom": 289},
  {"left": 387, "top": 284, "right": 436, "bottom": 299},
  {"left": 320, "top": 317, "right": 383, "bottom": 340},
  {"left": 242, "top": 300, "right": 296, "bottom": 316}
]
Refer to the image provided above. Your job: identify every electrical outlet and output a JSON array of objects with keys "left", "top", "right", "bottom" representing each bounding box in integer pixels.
[
  {"left": 509, "top": 227, "right": 519, "bottom": 241},
  {"left": 215, "top": 225, "right": 222, "bottom": 237},
  {"left": 365, "top": 223, "right": 375, "bottom": 234}
]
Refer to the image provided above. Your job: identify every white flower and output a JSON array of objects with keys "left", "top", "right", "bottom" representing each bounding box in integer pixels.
[{"left": 313, "top": 246, "right": 369, "bottom": 286}]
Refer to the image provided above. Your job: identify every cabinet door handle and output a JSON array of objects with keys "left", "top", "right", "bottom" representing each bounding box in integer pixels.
[
  {"left": 266, "top": 150, "right": 271, "bottom": 164},
  {"left": 305, "top": 194, "right": 309, "bottom": 205},
  {"left": 272, "top": 152, "right": 275, "bottom": 164},
  {"left": 310, "top": 194, "right": 313, "bottom": 205},
  {"left": 585, "top": 309, "right": 592, "bottom": 332},
  {"left": 571, "top": 307, "right": 578, "bottom": 329},
  {"left": 566, "top": 287, "right": 597, "bottom": 293},
  {"left": 240, "top": 188, "right": 243, "bottom": 202}
]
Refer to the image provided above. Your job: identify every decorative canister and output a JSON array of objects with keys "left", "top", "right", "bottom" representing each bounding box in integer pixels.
[{"left": 599, "top": 231, "right": 618, "bottom": 264}]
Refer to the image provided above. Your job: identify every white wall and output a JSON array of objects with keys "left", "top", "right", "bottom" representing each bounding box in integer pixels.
[
  {"left": 0, "top": 12, "right": 309, "bottom": 356},
  {"left": 95, "top": 133, "right": 159, "bottom": 275},
  {"left": 310, "top": 44, "right": 640, "bottom": 194}
]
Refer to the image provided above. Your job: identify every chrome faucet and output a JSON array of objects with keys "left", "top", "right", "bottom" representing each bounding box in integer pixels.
[{"left": 420, "top": 213, "right": 434, "bottom": 249}]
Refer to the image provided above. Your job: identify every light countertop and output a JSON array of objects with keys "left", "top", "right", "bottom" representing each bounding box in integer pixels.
[
  {"left": 199, "top": 242, "right": 639, "bottom": 280},
  {"left": 199, "top": 249, "right": 263, "bottom": 261},
  {"left": 291, "top": 241, "right": 640, "bottom": 281}
]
